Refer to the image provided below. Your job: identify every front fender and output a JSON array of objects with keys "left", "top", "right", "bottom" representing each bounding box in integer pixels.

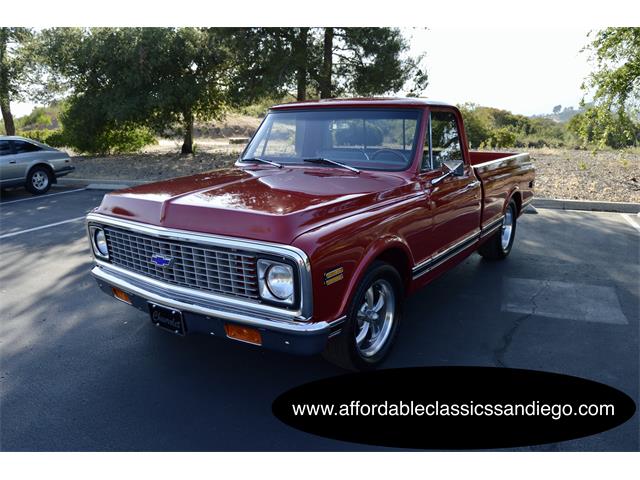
[
  {"left": 294, "top": 220, "right": 417, "bottom": 324},
  {"left": 338, "top": 235, "right": 414, "bottom": 316}
]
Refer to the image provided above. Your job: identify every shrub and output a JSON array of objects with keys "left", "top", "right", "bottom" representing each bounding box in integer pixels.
[
  {"left": 488, "top": 127, "right": 517, "bottom": 148},
  {"left": 18, "top": 129, "right": 68, "bottom": 148},
  {"left": 62, "top": 120, "right": 157, "bottom": 155},
  {"left": 567, "top": 108, "right": 639, "bottom": 149},
  {"left": 15, "top": 106, "right": 59, "bottom": 130},
  {"left": 459, "top": 103, "right": 570, "bottom": 150}
]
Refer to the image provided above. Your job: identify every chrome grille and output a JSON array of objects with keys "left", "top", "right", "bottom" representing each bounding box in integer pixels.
[{"left": 103, "top": 226, "right": 259, "bottom": 299}]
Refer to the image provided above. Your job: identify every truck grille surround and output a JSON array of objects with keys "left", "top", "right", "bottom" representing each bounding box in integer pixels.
[{"left": 103, "top": 225, "right": 259, "bottom": 299}]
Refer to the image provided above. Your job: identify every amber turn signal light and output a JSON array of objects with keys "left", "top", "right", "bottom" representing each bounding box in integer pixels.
[
  {"left": 112, "top": 287, "right": 132, "bottom": 305},
  {"left": 224, "top": 324, "right": 262, "bottom": 345}
]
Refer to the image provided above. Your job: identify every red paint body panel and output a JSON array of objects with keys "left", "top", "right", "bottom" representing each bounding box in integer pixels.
[
  {"left": 96, "top": 167, "right": 412, "bottom": 244},
  {"left": 94, "top": 99, "right": 535, "bottom": 326}
]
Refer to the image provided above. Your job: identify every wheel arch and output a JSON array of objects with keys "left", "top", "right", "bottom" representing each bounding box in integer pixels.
[
  {"left": 506, "top": 188, "right": 522, "bottom": 215},
  {"left": 27, "top": 162, "right": 56, "bottom": 182},
  {"left": 338, "top": 236, "right": 414, "bottom": 318}
]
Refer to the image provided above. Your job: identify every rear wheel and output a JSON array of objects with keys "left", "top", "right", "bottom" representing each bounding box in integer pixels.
[
  {"left": 26, "top": 166, "right": 53, "bottom": 195},
  {"left": 478, "top": 200, "right": 517, "bottom": 260},
  {"left": 322, "top": 261, "right": 402, "bottom": 371}
]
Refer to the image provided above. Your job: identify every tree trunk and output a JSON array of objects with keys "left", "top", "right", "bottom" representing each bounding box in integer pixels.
[
  {"left": 0, "top": 96, "right": 15, "bottom": 136},
  {"left": 0, "top": 28, "right": 15, "bottom": 135},
  {"left": 295, "top": 27, "right": 309, "bottom": 101},
  {"left": 320, "top": 27, "right": 333, "bottom": 99},
  {"left": 181, "top": 111, "right": 194, "bottom": 154}
]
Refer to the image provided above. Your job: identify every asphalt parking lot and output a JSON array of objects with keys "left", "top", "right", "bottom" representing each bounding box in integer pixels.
[{"left": 0, "top": 185, "right": 638, "bottom": 451}]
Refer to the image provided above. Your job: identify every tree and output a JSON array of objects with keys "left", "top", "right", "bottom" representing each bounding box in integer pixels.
[
  {"left": 553, "top": 104, "right": 562, "bottom": 114},
  {"left": 288, "top": 28, "right": 309, "bottom": 101},
  {"left": 459, "top": 103, "right": 569, "bottom": 149},
  {"left": 327, "top": 28, "right": 428, "bottom": 98},
  {"left": 36, "top": 28, "right": 428, "bottom": 154},
  {"left": 0, "top": 28, "right": 35, "bottom": 135},
  {"left": 567, "top": 108, "right": 639, "bottom": 149},
  {"left": 277, "top": 28, "right": 427, "bottom": 101},
  {"left": 38, "top": 28, "right": 294, "bottom": 154},
  {"left": 578, "top": 28, "right": 640, "bottom": 147}
]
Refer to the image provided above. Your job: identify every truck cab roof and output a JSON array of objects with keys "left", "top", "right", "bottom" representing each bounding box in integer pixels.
[{"left": 270, "top": 97, "right": 453, "bottom": 110}]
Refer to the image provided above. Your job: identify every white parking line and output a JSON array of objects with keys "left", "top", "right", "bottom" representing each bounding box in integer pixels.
[
  {"left": 622, "top": 214, "right": 640, "bottom": 233},
  {"left": 0, "top": 188, "right": 87, "bottom": 205},
  {"left": 0, "top": 216, "right": 85, "bottom": 239}
]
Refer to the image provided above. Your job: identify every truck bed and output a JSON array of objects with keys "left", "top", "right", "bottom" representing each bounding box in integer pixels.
[
  {"left": 469, "top": 151, "right": 535, "bottom": 231},
  {"left": 468, "top": 150, "right": 518, "bottom": 166}
]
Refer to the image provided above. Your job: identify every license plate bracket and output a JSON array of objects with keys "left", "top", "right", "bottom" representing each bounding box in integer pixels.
[{"left": 149, "top": 303, "right": 186, "bottom": 336}]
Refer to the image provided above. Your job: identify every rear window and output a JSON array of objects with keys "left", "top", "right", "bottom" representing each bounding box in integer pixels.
[{"left": 13, "top": 140, "right": 42, "bottom": 154}]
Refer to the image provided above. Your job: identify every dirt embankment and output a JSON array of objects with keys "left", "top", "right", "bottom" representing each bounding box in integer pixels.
[{"left": 524, "top": 148, "right": 639, "bottom": 203}]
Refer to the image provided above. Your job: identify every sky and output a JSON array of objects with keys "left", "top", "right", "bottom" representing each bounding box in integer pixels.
[
  {"left": 11, "top": 27, "right": 594, "bottom": 118},
  {"left": 404, "top": 27, "right": 593, "bottom": 115}
]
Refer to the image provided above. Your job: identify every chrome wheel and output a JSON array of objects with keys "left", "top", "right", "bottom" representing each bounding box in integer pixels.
[
  {"left": 501, "top": 206, "right": 514, "bottom": 250},
  {"left": 31, "top": 171, "right": 49, "bottom": 191},
  {"left": 355, "top": 279, "right": 396, "bottom": 357}
]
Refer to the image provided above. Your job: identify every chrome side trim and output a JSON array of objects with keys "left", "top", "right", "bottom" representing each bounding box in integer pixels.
[
  {"left": 92, "top": 264, "right": 336, "bottom": 334},
  {"left": 412, "top": 230, "right": 481, "bottom": 279},
  {"left": 480, "top": 215, "right": 505, "bottom": 239},
  {"left": 86, "top": 213, "right": 313, "bottom": 319}
]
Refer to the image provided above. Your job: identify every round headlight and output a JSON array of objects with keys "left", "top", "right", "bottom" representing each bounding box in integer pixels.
[
  {"left": 94, "top": 229, "right": 108, "bottom": 257},
  {"left": 266, "top": 264, "right": 294, "bottom": 300}
]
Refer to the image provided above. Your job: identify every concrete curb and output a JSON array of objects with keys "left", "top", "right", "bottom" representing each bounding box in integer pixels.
[
  {"left": 84, "top": 183, "right": 133, "bottom": 190},
  {"left": 58, "top": 178, "right": 149, "bottom": 190},
  {"left": 533, "top": 198, "right": 640, "bottom": 214}
]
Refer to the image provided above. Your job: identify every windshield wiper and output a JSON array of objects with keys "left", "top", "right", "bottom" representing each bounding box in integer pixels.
[
  {"left": 241, "top": 157, "right": 283, "bottom": 168},
  {"left": 302, "top": 157, "right": 360, "bottom": 174}
]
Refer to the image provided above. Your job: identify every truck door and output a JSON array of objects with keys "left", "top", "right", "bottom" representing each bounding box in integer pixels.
[{"left": 414, "top": 109, "right": 482, "bottom": 277}]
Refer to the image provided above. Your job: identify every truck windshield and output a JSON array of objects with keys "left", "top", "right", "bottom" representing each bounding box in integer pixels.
[{"left": 241, "top": 108, "right": 422, "bottom": 171}]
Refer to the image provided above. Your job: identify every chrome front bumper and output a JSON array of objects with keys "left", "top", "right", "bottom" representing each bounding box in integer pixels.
[{"left": 92, "top": 263, "right": 344, "bottom": 355}]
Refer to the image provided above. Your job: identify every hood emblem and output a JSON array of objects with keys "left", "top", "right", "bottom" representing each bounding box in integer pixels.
[{"left": 150, "top": 254, "right": 173, "bottom": 268}]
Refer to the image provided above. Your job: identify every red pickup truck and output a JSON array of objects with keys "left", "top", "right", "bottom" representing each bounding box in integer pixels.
[{"left": 87, "top": 98, "right": 534, "bottom": 370}]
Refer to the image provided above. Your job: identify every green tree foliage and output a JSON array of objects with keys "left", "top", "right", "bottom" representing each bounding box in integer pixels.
[
  {"left": 38, "top": 28, "right": 288, "bottom": 154},
  {"left": 277, "top": 28, "right": 427, "bottom": 101},
  {"left": 568, "top": 108, "right": 639, "bottom": 149},
  {"left": 0, "top": 28, "right": 36, "bottom": 135},
  {"left": 36, "top": 27, "right": 427, "bottom": 154},
  {"left": 458, "top": 103, "right": 569, "bottom": 149},
  {"left": 576, "top": 28, "right": 640, "bottom": 148},
  {"left": 38, "top": 28, "right": 236, "bottom": 154},
  {"left": 18, "top": 128, "right": 67, "bottom": 148},
  {"left": 14, "top": 103, "right": 64, "bottom": 130}
]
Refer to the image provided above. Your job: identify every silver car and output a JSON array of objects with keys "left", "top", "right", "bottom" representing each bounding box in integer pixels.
[{"left": 0, "top": 136, "right": 75, "bottom": 194}]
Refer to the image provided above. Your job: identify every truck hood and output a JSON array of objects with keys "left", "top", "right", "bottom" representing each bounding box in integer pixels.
[{"left": 96, "top": 166, "right": 417, "bottom": 244}]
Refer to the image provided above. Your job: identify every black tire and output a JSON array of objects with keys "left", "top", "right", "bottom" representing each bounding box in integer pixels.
[
  {"left": 478, "top": 200, "right": 517, "bottom": 260},
  {"left": 322, "top": 261, "right": 403, "bottom": 371},
  {"left": 25, "top": 165, "right": 53, "bottom": 195}
]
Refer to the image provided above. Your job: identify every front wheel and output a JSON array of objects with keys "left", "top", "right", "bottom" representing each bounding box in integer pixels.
[
  {"left": 322, "top": 262, "right": 403, "bottom": 371},
  {"left": 26, "top": 166, "right": 53, "bottom": 195},
  {"left": 478, "top": 200, "right": 517, "bottom": 260}
]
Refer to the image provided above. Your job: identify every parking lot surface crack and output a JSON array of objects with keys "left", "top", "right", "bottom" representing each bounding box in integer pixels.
[{"left": 494, "top": 280, "right": 549, "bottom": 368}]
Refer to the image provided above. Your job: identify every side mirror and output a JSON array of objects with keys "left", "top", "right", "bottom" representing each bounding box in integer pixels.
[
  {"left": 443, "top": 160, "right": 464, "bottom": 176},
  {"left": 431, "top": 159, "right": 464, "bottom": 185}
]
